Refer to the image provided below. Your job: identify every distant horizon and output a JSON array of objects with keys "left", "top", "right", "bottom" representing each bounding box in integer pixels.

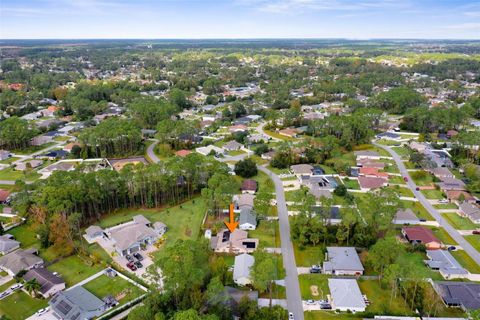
[
  {"left": 1, "top": 0, "right": 479, "bottom": 40},
  {"left": 1, "top": 38, "right": 480, "bottom": 42}
]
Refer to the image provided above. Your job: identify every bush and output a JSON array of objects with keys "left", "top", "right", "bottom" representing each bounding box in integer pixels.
[{"left": 234, "top": 159, "right": 258, "bottom": 178}]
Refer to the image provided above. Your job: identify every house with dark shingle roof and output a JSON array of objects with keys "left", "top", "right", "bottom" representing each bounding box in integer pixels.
[
  {"left": 402, "top": 226, "right": 442, "bottom": 249},
  {"left": 433, "top": 281, "right": 480, "bottom": 311},
  {"left": 0, "top": 235, "right": 20, "bottom": 255},
  {"left": 24, "top": 268, "right": 65, "bottom": 298},
  {"left": 241, "top": 179, "right": 257, "bottom": 194}
]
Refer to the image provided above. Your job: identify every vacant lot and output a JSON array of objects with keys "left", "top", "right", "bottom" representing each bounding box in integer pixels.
[
  {"left": 443, "top": 213, "right": 478, "bottom": 230},
  {"left": 249, "top": 220, "right": 280, "bottom": 248},
  {"left": 421, "top": 189, "right": 445, "bottom": 200},
  {"left": 358, "top": 279, "right": 413, "bottom": 315},
  {"left": 48, "top": 255, "right": 105, "bottom": 287},
  {"left": 299, "top": 274, "right": 329, "bottom": 300},
  {"left": 294, "top": 243, "right": 324, "bottom": 267}
]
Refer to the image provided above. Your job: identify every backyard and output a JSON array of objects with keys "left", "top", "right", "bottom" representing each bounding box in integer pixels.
[
  {"left": 249, "top": 220, "right": 280, "bottom": 248},
  {"left": 83, "top": 274, "right": 145, "bottom": 306},
  {"left": 0, "top": 287, "right": 48, "bottom": 320}
]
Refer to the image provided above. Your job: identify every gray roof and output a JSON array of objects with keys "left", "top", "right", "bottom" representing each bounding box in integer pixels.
[
  {"left": 459, "top": 202, "right": 480, "bottom": 221},
  {"left": 393, "top": 208, "right": 420, "bottom": 224},
  {"left": 24, "top": 268, "right": 65, "bottom": 295},
  {"left": 290, "top": 164, "right": 313, "bottom": 175},
  {"left": 233, "top": 253, "right": 254, "bottom": 282},
  {"left": 0, "top": 235, "right": 20, "bottom": 253},
  {"left": 49, "top": 286, "right": 105, "bottom": 320},
  {"left": 354, "top": 151, "right": 379, "bottom": 157},
  {"left": 85, "top": 225, "right": 103, "bottom": 238},
  {"left": 239, "top": 207, "right": 257, "bottom": 227},
  {"left": 425, "top": 250, "right": 468, "bottom": 277},
  {"left": 328, "top": 278, "right": 366, "bottom": 310},
  {"left": 132, "top": 215, "right": 151, "bottom": 225},
  {"left": 0, "top": 248, "right": 43, "bottom": 275},
  {"left": 223, "top": 140, "right": 243, "bottom": 150},
  {"left": 434, "top": 281, "right": 480, "bottom": 310},
  {"left": 324, "top": 247, "right": 364, "bottom": 272},
  {"left": 110, "top": 223, "right": 158, "bottom": 251},
  {"left": 234, "top": 194, "right": 255, "bottom": 208}
]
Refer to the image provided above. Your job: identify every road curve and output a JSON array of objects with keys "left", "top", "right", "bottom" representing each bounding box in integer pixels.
[
  {"left": 373, "top": 141, "right": 480, "bottom": 266},
  {"left": 258, "top": 165, "right": 304, "bottom": 320},
  {"left": 146, "top": 139, "right": 161, "bottom": 163}
]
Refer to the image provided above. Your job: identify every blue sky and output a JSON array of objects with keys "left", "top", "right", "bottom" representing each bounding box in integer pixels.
[{"left": 1, "top": 0, "right": 479, "bottom": 39}]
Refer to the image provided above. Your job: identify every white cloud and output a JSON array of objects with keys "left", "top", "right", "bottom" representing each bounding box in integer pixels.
[{"left": 445, "top": 23, "right": 480, "bottom": 30}]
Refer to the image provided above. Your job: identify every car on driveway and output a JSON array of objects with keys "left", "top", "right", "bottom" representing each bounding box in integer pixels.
[
  {"left": 10, "top": 283, "right": 22, "bottom": 291},
  {"left": 36, "top": 308, "right": 49, "bottom": 316},
  {"left": 305, "top": 300, "right": 316, "bottom": 305},
  {"left": 473, "top": 230, "right": 480, "bottom": 235},
  {"left": 309, "top": 265, "right": 321, "bottom": 273},
  {"left": 126, "top": 262, "right": 137, "bottom": 271},
  {"left": 125, "top": 254, "right": 134, "bottom": 263},
  {"left": 133, "top": 252, "right": 143, "bottom": 261},
  {"left": 134, "top": 261, "right": 143, "bottom": 269},
  {"left": 0, "top": 291, "right": 10, "bottom": 299}
]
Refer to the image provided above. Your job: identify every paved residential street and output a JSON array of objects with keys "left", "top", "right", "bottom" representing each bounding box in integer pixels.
[
  {"left": 146, "top": 139, "right": 161, "bottom": 163},
  {"left": 259, "top": 165, "right": 304, "bottom": 320},
  {"left": 374, "top": 141, "right": 480, "bottom": 266}
]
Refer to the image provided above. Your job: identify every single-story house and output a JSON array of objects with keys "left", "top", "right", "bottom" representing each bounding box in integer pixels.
[
  {"left": 0, "top": 189, "right": 11, "bottom": 204},
  {"left": 459, "top": 202, "right": 480, "bottom": 224},
  {"left": 358, "top": 176, "right": 388, "bottom": 191},
  {"left": 393, "top": 208, "right": 420, "bottom": 225},
  {"left": 219, "top": 286, "right": 258, "bottom": 316},
  {"left": 376, "top": 132, "right": 401, "bottom": 140},
  {"left": 0, "top": 235, "right": 20, "bottom": 255},
  {"left": 261, "top": 151, "right": 276, "bottom": 160},
  {"left": 278, "top": 128, "right": 298, "bottom": 138},
  {"left": 248, "top": 134, "right": 270, "bottom": 144},
  {"left": 210, "top": 229, "right": 259, "bottom": 254},
  {"left": 446, "top": 191, "right": 476, "bottom": 204},
  {"left": 323, "top": 247, "right": 364, "bottom": 276},
  {"left": 228, "top": 125, "right": 248, "bottom": 133},
  {"left": 175, "top": 149, "right": 192, "bottom": 157},
  {"left": 239, "top": 207, "right": 257, "bottom": 230},
  {"left": 0, "top": 248, "right": 44, "bottom": 276},
  {"left": 223, "top": 140, "right": 243, "bottom": 151},
  {"left": 24, "top": 268, "right": 66, "bottom": 298},
  {"left": 438, "top": 177, "right": 467, "bottom": 192},
  {"left": 359, "top": 167, "right": 389, "bottom": 179},
  {"left": 0, "top": 150, "right": 11, "bottom": 161},
  {"left": 328, "top": 278, "right": 366, "bottom": 313},
  {"left": 290, "top": 164, "right": 314, "bottom": 177},
  {"left": 354, "top": 150, "right": 381, "bottom": 161},
  {"left": 49, "top": 286, "right": 108, "bottom": 320},
  {"left": 433, "top": 281, "right": 480, "bottom": 311},
  {"left": 241, "top": 179, "right": 257, "bottom": 194},
  {"left": 425, "top": 250, "right": 468, "bottom": 280},
  {"left": 357, "top": 159, "right": 385, "bottom": 169},
  {"left": 402, "top": 226, "right": 442, "bottom": 249},
  {"left": 14, "top": 160, "right": 43, "bottom": 171},
  {"left": 233, "top": 194, "right": 255, "bottom": 210},
  {"left": 106, "top": 215, "right": 164, "bottom": 256},
  {"left": 195, "top": 145, "right": 225, "bottom": 156},
  {"left": 63, "top": 142, "right": 82, "bottom": 152},
  {"left": 429, "top": 167, "right": 455, "bottom": 179},
  {"left": 108, "top": 157, "right": 148, "bottom": 171},
  {"left": 233, "top": 253, "right": 254, "bottom": 286},
  {"left": 31, "top": 135, "right": 54, "bottom": 146},
  {"left": 84, "top": 225, "right": 104, "bottom": 243}
]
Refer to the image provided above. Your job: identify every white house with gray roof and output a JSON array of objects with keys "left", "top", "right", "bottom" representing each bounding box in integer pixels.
[
  {"left": 0, "top": 248, "right": 44, "bottom": 276},
  {"left": 0, "top": 235, "right": 20, "bottom": 255},
  {"left": 459, "top": 202, "right": 480, "bottom": 224},
  {"left": 239, "top": 207, "right": 257, "bottom": 230},
  {"left": 425, "top": 250, "right": 469, "bottom": 280},
  {"left": 323, "top": 247, "right": 364, "bottom": 276},
  {"left": 49, "top": 286, "right": 107, "bottom": 320},
  {"left": 328, "top": 278, "right": 366, "bottom": 312},
  {"left": 233, "top": 253, "right": 254, "bottom": 286}
]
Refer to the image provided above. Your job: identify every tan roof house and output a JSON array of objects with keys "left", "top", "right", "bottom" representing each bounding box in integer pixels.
[{"left": 210, "top": 229, "right": 259, "bottom": 254}]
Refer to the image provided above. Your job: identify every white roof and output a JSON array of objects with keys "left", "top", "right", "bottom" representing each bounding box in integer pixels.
[
  {"left": 324, "top": 247, "right": 364, "bottom": 272},
  {"left": 328, "top": 278, "right": 366, "bottom": 310},
  {"left": 233, "top": 253, "right": 254, "bottom": 282}
]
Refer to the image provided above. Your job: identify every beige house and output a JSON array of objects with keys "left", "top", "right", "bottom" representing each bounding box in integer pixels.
[{"left": 210, "top": 229, "right": 258, "bottom": 254}]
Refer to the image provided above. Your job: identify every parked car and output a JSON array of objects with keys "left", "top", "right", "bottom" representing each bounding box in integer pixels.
[
  {"left": 320, "top": 303, "right": 332, "bottom": 310},
  {"left": 473, "top": 230, "right": 480, "bottom": 235},
  {"left": 133, "top": 252, "right": 144, "bottom": 261},
  {"left": 438, "top": 199, "right": 449, "bottom": 204},
  {"left": 403, "top": 176, "right": 408, "bottom": 182},
  {"left": 10, "top": 283, "right": 22, "bottom": 291},
  {"left": 0, "top": 291, "right": 10, "bottom": 298},
  {"left": 415, "top": 187, "right": 420, "bottom": 191},
  {"left": 305, "top": 300, "right": 316, "bottom": 305},
  {"left": 289, "top": 313, "right": 294, "bottom": 320},
  {"left": 126, "top": 262, "right": 137, "bottom": 271},
  {"left": 419, "top": 218, "right": 426, "bottom": 222},
  {"left": 125, "top": 254, "right": 134, "bottom": 262},
  {"left": 36, "top": 308, "right": 49, "bottom": 315},
  {"left": 310, "top": 265, "right": 321, "bottom": 273},
  {"left": 447, "top": 246, "right": 457, "bottom": 251},
  {"left": 134, "top": 261, "right": 143, "bottom": 268}
]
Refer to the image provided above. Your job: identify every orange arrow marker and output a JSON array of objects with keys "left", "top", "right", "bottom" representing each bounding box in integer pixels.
[{"left": 224, "top": 203, "right": 238, "bottom": 232}]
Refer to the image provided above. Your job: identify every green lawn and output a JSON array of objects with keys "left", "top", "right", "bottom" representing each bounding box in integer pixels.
[
  {"left": 47, "top": 255, "right": 105, "bottom": 287},
  {"left": 293, "top": 243, "right": 324, "bottom": 267},
  {"left": 10, "top": 142, "right": 56, "bottom": 155},
  {"left": 263, "top": 129, "right": 296, "bottom": 141},
  {"left": 451, "top": 250, "right": 480, "bottom": 274},
  {"left": 389, "top": 176, "right": 405, "bottom": 184},
  {"left": 391, "top": 146, "right": 410, "bottom": 159},
  {"left": 410, "top": 170, "right": 436, "bottom": 186},
  {"left": 433, "top": 203, "right": 458, "bottom": 210},
  {"left": 343, "top": 178, "right": 360, "bottom": 190},
  {"left": 304, "top": 311, "right": 361, "bottom": 320},
  {"left": 266, "top": 165, "right": 290, "bottom": 175},
  {"left": 429, "top": 227, "right": 458, "bottom": 245},
  {"left": 98, "top": 198, "right": 206, "bottom": 245},
  {"left": 0, "top": 167, "right": 40, "bottom": 181},
  {"left": 0, "top": 290, "right": 48, "bottom": 320},
  {"left": 83, "top": 274, "right": 144, "bottom": 305},
  {"left": 400, "top": 200, "right": 433, "bottom": 221},
  {"left": 228, "top": 150, "right": 246, "bottom": 156},
  {"left": 253, "top": 170, "right": 275, "bottom": 194},
  {"left": 392, "top": 186, "right": 414, "bottom": 198},
  {"left": 0, "top": 157, "right": 20, "bottom": 164},
  {"left": 249, "top": 220, "right": 280, "bottom": 248},
  {"left": 421, "top": 189, "right": 445, "bottom": 200},
  {"left": 464, "top": 235, "right": 480, "bottom": 252},
  {"left": 299, "top": 274, "right": 329, "bottom": 300},
  {"left": 358, "top": 279, "right": 413, "bottom": 316},
  {"left": 259, "top": 282, "right": 286, "bottom": 299},
  {"left": 443, "top": 213, "right": 478, "bottom": 230}
]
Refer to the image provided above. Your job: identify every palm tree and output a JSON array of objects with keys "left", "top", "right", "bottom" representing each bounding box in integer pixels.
[{"left": 24, "top": 278, "right": 41, "bottom": 297}]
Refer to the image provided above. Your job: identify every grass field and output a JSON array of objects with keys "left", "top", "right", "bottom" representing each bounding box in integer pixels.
[
  {"left": 98, "top": 197, "right": 206, "bottom": 245},
  {"left": 358, "top": 280, "right": 413, "bottom": 315},
  {"left": 451, "top": 250, "right": 480, "bottom": 273},
  {"left": 410, "top": 170, "right": 436, "bottom": 186},
  {"left": 433, "top": 203, "right": 458, "bottom": 210},
  {"left": 421, "top": 189, "right": 445, "bottom": 200},
  {"left": 343, "top": 178, "right": 360, "bottom": 190},
  {"left": 0, "top": 290, "right": 48, "bottom": 320},
  {"left": 47, "top": 255, "right": 105, "bottom": 287},
  {"left": 249, "top": 220, "right": 280, "bottom": 248},
  {"left": 392, "top": 186, "right": 414, "bottom": 198},
  {"left": 443, "top": 213, "right": 478, "bottom": 230},
  {"left": 391, "top": 146, "right": 410, "bottom": 159},
  {"left": 83, "top": 274, "right": 144, "bottom": 304},
  {"left": 401, "top": 200, "right": 433, "bottom": 221},
  {"left": 254, "top": 170, "right": 275, "bottom": 194},
  {"left": 429, "top": 227, "right": 458, "bottom": 245},
  {"left": 0, "top": 167, "right": 40, "bottom": 181},
  {"left": 294, "top": 243, "right": 324, "bottom": 267},
  {"left": 304, "top": 311, "right": 361, "bottom": 320},
  {"left": 263, "top": 129, "right": 296, "bottom": 141},
  {"left": 0, "top": 157, "right": 20, "bottom": 164},
  {"left": 299, "top": 274, "right": 329, "bottom": 300},
  {"left": 464, "top": 235, "right": 480, "bottom": 252}
]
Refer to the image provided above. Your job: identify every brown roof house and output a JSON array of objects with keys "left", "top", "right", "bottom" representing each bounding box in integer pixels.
[
  {"left": 402, "top": 226, "right": 442, "bottom": 249},
  {"left": 24, "top": 268, "right": 66, "bottom": 298},
  {"left": 210, "top": 229, "right": 259, "bottom": 254},
  {"left": 358, "top": 176, "right": 388, "bottom": 191},
  {"left": 446, "top": 191, "right": 476, "bottom": 204},
  {"left": 241, "top": 179, "right": 257, "bottom": 194}
]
